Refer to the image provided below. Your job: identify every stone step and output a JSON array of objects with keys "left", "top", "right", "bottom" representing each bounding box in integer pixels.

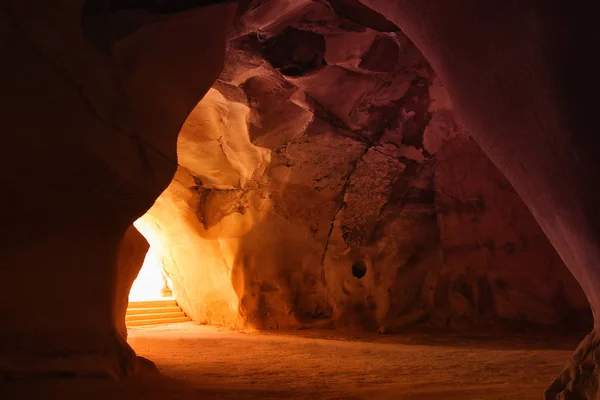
[
  {"left": 126, "top": 298, "right": 189, "bottom": 327},
  {"left": 126, "top": 306, "right": 181, "bottom": 315},
  {"left": 126, "top": 311, "right": 186, "bottom": 321},
  {"left": 126, "top": 316, "right": 191, "bottom": 327},
  {"left": 127, "top": 299, "right": 177, "bottom": 309}
]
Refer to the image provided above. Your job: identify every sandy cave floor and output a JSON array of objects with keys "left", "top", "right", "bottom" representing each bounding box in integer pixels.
[{"left": 3, "top": 323, "right": 580, "bottom": 399}]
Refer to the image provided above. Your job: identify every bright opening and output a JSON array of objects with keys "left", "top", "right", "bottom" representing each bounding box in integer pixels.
[
  {"left": 128, "top": 218, "right": 174, "bottom": 302},
  {"left": 128, "top": 244, "right": 173, "bottom": 302}
]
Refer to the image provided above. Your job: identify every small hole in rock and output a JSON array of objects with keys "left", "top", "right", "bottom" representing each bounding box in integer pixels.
[{"left": 352, "top": 261, "right": 367, "bottom": 279}]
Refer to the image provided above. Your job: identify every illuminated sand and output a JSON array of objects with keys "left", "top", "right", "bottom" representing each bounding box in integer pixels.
[{"left": 4, "top": 323, "right": 575, "bottom": 399}]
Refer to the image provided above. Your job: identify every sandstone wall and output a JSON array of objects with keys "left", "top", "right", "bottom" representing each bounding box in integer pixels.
[{"left": 137, "top": 0, "right": 589, "bottom": 332}]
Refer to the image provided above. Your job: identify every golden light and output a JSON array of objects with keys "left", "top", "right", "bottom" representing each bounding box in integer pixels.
[
  {"left": 124, "top": 88, "right": 273, "bottom": 327},
  {"left": 130, "top": 219, "right": 173, "bottom": 302}
]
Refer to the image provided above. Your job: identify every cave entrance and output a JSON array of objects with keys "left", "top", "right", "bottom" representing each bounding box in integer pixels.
[
  {"left": 125, "top": 218, "right": 191, "bottom": 327},
  {"left": 128, "top": 244, "right": 173, "bottom": 302}
]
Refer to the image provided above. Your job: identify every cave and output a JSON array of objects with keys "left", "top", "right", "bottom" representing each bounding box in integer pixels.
[{"left": 1, "top": 0, "right": 598, "bottom": 399}]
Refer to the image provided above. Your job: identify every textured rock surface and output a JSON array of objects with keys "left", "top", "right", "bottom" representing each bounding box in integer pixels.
[
  {"left": 2, "top": 0, "right": 597, "bottom": 396},
  {"left": 138, "top": 0, "right": 589, "bottom": 333},
  {"left": 0, "top": 0, "right": 238, "bottom": 378},
  {"left": 357, "top": 0, "right": 600, "bottom": 397}
]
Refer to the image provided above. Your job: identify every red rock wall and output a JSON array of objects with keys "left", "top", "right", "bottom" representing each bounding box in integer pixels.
[
  {"left": 137, "top": 0, "right": 589, "bottom": 332},
  {"left": 0, "top": 0, "right": 238, "bottom": 378}
]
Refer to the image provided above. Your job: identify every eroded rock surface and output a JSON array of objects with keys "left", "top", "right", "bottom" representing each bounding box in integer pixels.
[
  {"left": 139, "top": 0, "right": 589, "bottom": 332},
  {"left": 357, "top": 1, "right": 600, "bottom": 397}
]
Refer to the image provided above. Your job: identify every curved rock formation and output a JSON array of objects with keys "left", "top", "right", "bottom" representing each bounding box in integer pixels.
[
  {"left": 356, "top": 0, "right": 600, "bottom": 397},
  {"left": 137, "top": 0, "right": 589, "bottom": 337},
  {"left": 2, "top": 0, "right": 597, "bottom": 397},
  {"left": 0, "top": 0, "right": 238, "bottom": 379}
]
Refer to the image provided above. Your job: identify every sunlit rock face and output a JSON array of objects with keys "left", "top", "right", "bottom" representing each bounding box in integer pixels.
[{"left": 137, "top": 0, "right": 590, "bottom": 332}]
